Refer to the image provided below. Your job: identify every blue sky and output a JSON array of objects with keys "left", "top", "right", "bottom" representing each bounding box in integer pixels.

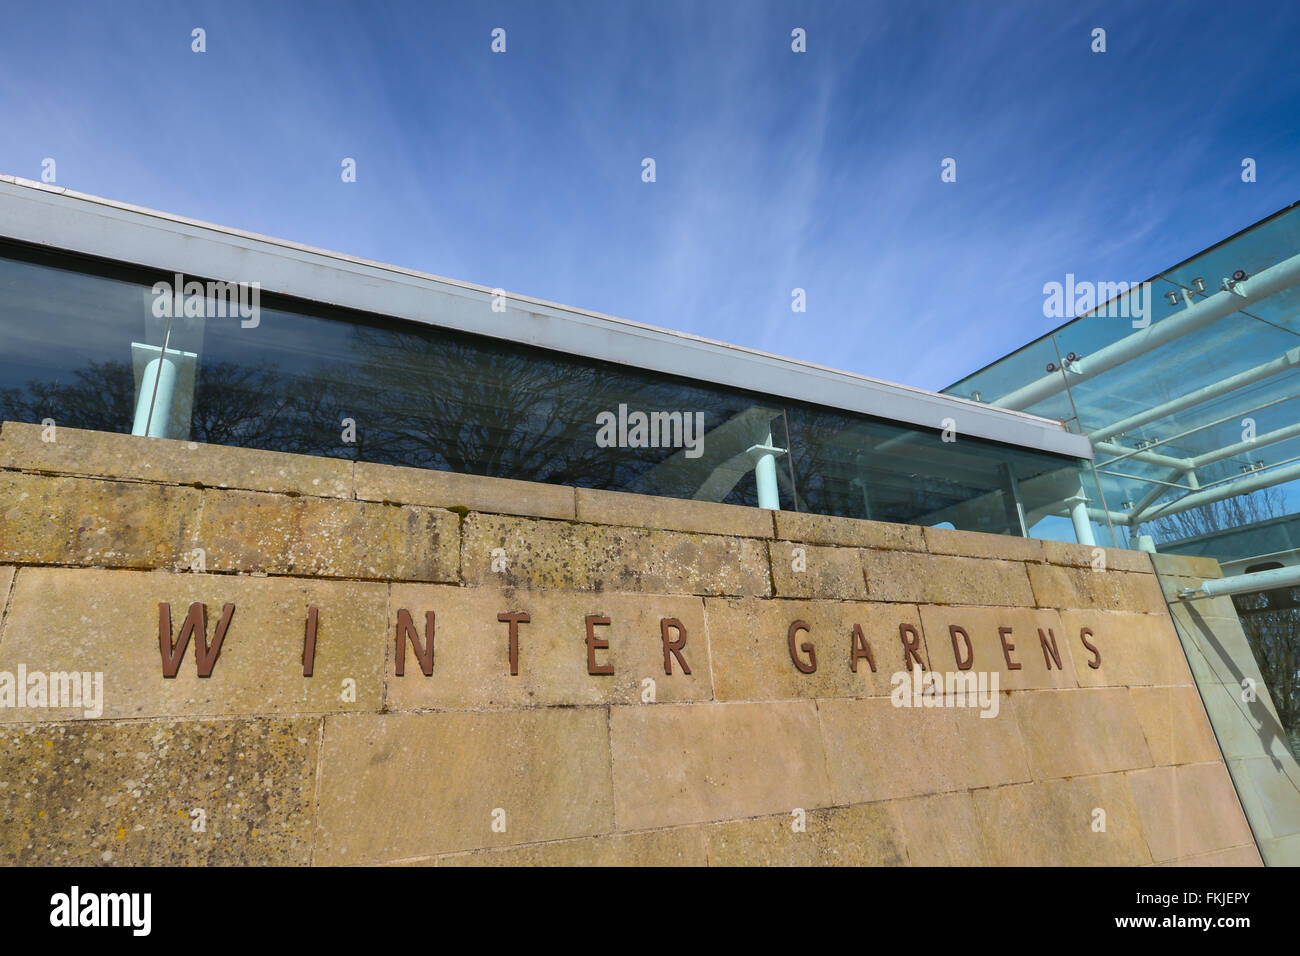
[{"left": 2, "top": 0, "right": 1297, "bottom": 391}]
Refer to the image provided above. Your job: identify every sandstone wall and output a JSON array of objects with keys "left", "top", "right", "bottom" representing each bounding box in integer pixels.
[
  {"left": 1152, "top": 554, "right": 1300, "bottom": 866},
  {"left": 0, "top": 421, "right": 1259, "bottom": 865}
]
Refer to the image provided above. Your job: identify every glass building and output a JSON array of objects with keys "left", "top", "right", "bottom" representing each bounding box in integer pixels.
[
  {"left": 0, "top": 174, "right": 1092, "bottom": 535},
  {"left": 3, "top": 174, "right": 1296, "bottom": 862},
  {"left": 946, "top": 200, "right": 1300, "bottom": 865}
]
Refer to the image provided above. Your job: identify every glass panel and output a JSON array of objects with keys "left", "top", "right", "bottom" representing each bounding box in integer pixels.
[
  {"left": 0, "top": 246, "right": 143, "bottom": 433},
  {"left": 0, "top": 239, "right": 1088, "bottom": 532},
  {"left": 783, "top": 402, "right": 1082, "bottom": 534}
]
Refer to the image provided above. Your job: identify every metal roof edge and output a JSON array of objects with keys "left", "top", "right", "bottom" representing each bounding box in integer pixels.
[{"left": 0, "top": 175, "right": 1093, "bottom": 460}]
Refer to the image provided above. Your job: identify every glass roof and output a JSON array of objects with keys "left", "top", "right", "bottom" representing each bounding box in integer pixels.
[{"left": 946, "top": 201, "right": 1300, "bottom": 554}]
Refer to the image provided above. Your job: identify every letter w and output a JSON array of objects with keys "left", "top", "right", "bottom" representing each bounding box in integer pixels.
[{"left": 159, "top": 602, "right": 235, "bottom": 677}]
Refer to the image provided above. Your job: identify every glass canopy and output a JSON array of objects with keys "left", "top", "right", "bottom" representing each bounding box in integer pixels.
[{"left": 947, "top": 201, "right": 1300, "bottom": 556}]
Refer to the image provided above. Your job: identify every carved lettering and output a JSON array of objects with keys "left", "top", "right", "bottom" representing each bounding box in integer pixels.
[
  {"left": 949, "top": 625, "right": 973, "bottom": 670},
  {"left": 660, "top": 618, "right": 690, "bottom": 675},
  {"left": 899, "top": 623, "right": 925, "bottom": 670},
  {"left": 302, "top": 605, "right": 318, "bottom": 677},
  {"left": 586, "top": 615, "right": 613, "bottom": 675},
  {"left": 158, "top": 602, "right": 234, "bottom": 678},
  {"left": 788, "top": 620, "right": 816, "bottom": 674},
  {"left": 998, "top": 626, "right": 1022, "bottom": 670},
  {"left": 1079, "top": 626, "right": 1102, "bottom": 669},
  {"left": 395, "top": 609, "right": 435, "bottom": 676},
  {"left": 849, "top": 623, "right": 876, "bottom": 673},
  {"left": 1038, "top": 627, "right": 1062, "bottom": 670},
  {"left": 498, "top": 612, "right": 530, "bottom": 675}
]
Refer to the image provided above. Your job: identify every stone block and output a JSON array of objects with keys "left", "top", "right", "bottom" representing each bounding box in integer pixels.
[
  {"left": 313, "top": 710, "right": 614, "bottom": 863},
  {"left": 0, "top": 717, "right": 319, "bottom": 865},
  {"left": 461, "top": 513, "right": 770, "bottom": 597},
  {"left": 0, "top": 472, "right": 199, "bottom": 569},
  {"left": 1129, "top": 686, "right": 1223, "bottom": 766},
  {"left": 817, "top": 696, "right": 1031, "bottom": 804},
  {"left": 198, "top": 488, "right": 459, "bottom": 581},
  {"left": 577, "top": 487, "right": 771, "bottom": 538},
  {"left": 385, "top": 585, "right": 712, "bottom": 709},
  {"left": 1126, "top": 762, "right": 1254, "bottom": 863},
  {"left": 1012, "top": 687, "right": 1153, "bottom": 779},
  {"left": 1059, "top": 609, "right": 1193, "bottom": 688},
  {"left": 919, "top": 605, "right": 1076, "bottom": 690},
  {"left": 0, "top": 567, "right": 387, "bottom": 721},
  {"left": 0, "top": 420, "right": 352, "bottom": 497},
  {"left": 609, "top": 701, "right": 831, "bottom": 830},
  {"left": 774, "top": 511, "right": 924, "bottom": 551},
  {"left": 972, "top": 776, "right": 1151, "bottom": 866},
  {"left": 705, "top": 598, "right": 925, "bottom": 701},
  {"left": 703, "top": 803, "right": 907, "bottom": 866},
  {"left": 923, "top": 525, "right": 1044, "bottom": 562},
  {"left": 1027, "top": 564, "right": 1168, "bottom": 614},
  {"left": 769, "top": 542, "right": 867, "bottom": 600},
  {"left": 861, "top": 550, "right": 1035, "bottom": 606},
  {"left": 357, "top": 461, "right": 575, "bottom": 519}
]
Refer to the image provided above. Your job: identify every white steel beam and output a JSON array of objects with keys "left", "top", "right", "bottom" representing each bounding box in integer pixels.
[
  {"left": 1178, "top": 563, "right": 1300, "bottom": 599},
  {"left": 992, "top": 254, "right": 1300, "bottom": 412},
  {"left": 1136, "top": 460, "right": 1300, "bottom": 524},
  {"left": 1088, "top": 347, "right": 1300, "bottom": 443}
]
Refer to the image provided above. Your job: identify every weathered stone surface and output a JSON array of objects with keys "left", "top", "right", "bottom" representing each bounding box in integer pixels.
[
  {"left": 439, "top": 828, "right": 708, "bottom": 866},
  {"left": 0, "top": 421, "right": 1262, "bottom": 866},
  {"left": 1027, "top": 564, "right": 1167, "bottom": 614},
  {"left": 923, "top": 526, "right": 1044, "bottom": 562},
  {"left": 891, "top": 792, "right": 989, "bottom": 865},
  {"left": 314, "top": 710, "right": 614, "bottom": 863},
  {"left": 577, "top": 487, "right": 772, "bottom": 538},
  {"left": 817, "top": 697, "right": 1031, "bottom": 804},
  {"left": 973, "top": 776, "right": 1152, "bottom": 866},
  {"left": 919, "top": 605, "right": 1077, "bottom": 690},
  {"left": 774, "top": 511, "right": 924, "bottom": 551},
  {"left": 1167, "top": 603, "right": 1267, "bottom": 685},
  {"left": 1202, "top": 683, "right": 1290, "bottom": 762},
  {"left": 1226, "top": 753, "right": 1300, "bottom": 843},
  {"left": 703, "top": 803, "right": 907, "bottom": 866},
  {"left": 462, "top": 513, "right": 770, "bottom": 597},
  {"left": 860, "top": 550, "right": 1035, "bottom": 606},
  {"left": 197, "top": 488, "right": 459, "bottom": 581},
  {"left": 0, "top": 717, "right": 319, "bottom": 865},
  {"left": 385, "top": 585, "right": 711, "bottom": 709},
  {"left": 769, "top": 542, "right": 867, "bottom": 600},
  {"left": 1157, "top": 844, "right": 1262, "bottom": 866},
  {"left": 1129, "top": 686, "right": 1223, "bottom": 767},
  {"left": 1012, "top": 688, "right": 1152, "bottom": 780},
  {"left": 357, "top": 462, "right": 575, "bottom": 520},
  {"left": 1042, "top": 539, "right": 1154, "bottom": 573},
  {"left": 1126, "top": 762, "right": 1254, "bottom": 863},
  {"left": 1151, "top": 552, "right": 1223, "bottom": 580},
  {"left": 1257, "top": 833, "right": 1300, "bottom": 866},
  {"left": 705, "top": 598, "right": 925, "bottom": 701},
  {"left": 0, "top": 472, "right": 200, "bottom": 569},
  {"left": 0, "top": 568, "right": 387, "bottom": 721},
  {"left": 609, "top": 701, "right": 831, "bottom": 830},
  {"left": 0, "top": 421, "right": 352, "bottom": 498},
  {"left": 1058, "top": 609, "right": 1193, "bottom": 687}
]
